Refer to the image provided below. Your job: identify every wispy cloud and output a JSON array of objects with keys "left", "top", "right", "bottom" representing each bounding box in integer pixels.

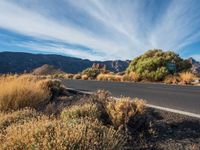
[{"left": 0, "top": 0, "right": 200, "bottom": 60}]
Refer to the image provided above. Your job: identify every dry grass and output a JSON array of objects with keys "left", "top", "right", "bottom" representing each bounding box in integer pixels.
[
  {"left": 106, "top": 97, "right": 145, "bottom": 128},
  {"left": 164, "top": 75, "right": 180, "bottom": 84},
  {"left": 64, "top": 73, "right": 74, "bottom": 79},
  {"left": 0, "top": 74, "right": 51, "bottom": 111},
  {"left": 122, "top": 72, "right": 140, "bottom": 82},
  {"left": 81, "top": 74, "right": 89, "bottom": 80},
  {"left": 179, "top": 72, "right": 195, "bottom": 84},
  {"left": 97, "top": 73, "right": 123, "bottom": 82},
  {"left": 128, "top": 72, "right": 140, "bottom": 81},
  {"left": 73, "top": 74, "right": 81, "bottom": 79},
  {"left": 0, "top": 108, "right": 38, "bottom": 131},
  {"left": 0, "top": 108, "right": 125, "bottom": 150},
  {"left": 0, "top": 75, "right": 147, "bottom": 149}
]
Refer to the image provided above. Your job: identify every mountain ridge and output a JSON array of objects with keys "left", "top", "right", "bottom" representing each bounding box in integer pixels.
[{"left": 0, "top": 51, "right": 130, "bottom": 74}]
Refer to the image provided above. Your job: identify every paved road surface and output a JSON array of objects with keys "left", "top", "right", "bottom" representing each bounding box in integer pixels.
[{"left": 62, "top": 80, "right": 200, "bottom": 114}]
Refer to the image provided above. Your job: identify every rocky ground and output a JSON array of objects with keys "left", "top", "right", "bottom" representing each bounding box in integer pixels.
[{"left": 144, "top": 109, "right": 200, "bottom": 150}]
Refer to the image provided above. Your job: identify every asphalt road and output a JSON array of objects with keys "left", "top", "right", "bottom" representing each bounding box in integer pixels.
[{"left": 62, "top": 80, "right": 200, "bottom": 114}]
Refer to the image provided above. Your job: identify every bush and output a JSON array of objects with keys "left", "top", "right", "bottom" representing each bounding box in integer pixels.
[
  {"left": 179, "top": 72, "right": 195, "bottom": 84},
  {"left": 51, "top": 74, "right": 65, "bottom": 79},
  {"left": 97, "top": 74, "right": 122, "bottom": 82},
  {"left": 61, "top": 103, "right": 102, "bottom": 121},
  {"left": 0, "top": 108, "right": 38, "bottom": 131},
  {"left": 64, "top": 74, "right": 74, "bottom": 79},
  {"left": 129, "top": 72, "right": 140, "bottom": 81},
  {"left": 164, "top": 74, "right": 180, "bottom": 84},
  {"left": 0, "top": 75, "right": 51, "bottom": 111},
  {"left": 73, "top": 74, "right": 81, "bottom": 79},
  {"left": 82, "top": 68, "right": 101, "bottom": 79},
  {"left": 0, "top": 109, "right": 125, "bottom": 150},
  {"left": 122, "top": 72, "right": 140, "bottom": 82},
  {"left": 106, "top": 97, "right": 145, "bottom": 128},
  {"left": 81, "top": 74, "right": 88, "bottom": 80},
  {"left": 81, "top": 64, "right": 109, "bottom": 80},
  {"left": 126, "top": 49, "right": 191, "bottom": 81}
]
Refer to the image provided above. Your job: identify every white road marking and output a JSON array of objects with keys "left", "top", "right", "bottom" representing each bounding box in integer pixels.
[
  {"left": 146, "top": 104, "right": 200, "bottom": 119},
  {"left": 62, "top": 86, "right": 200, "bottom": 119}
]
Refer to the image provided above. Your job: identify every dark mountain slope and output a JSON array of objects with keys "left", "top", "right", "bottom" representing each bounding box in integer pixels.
[{"left": 0, "top": 52, "right": 129, "bottom": 74}]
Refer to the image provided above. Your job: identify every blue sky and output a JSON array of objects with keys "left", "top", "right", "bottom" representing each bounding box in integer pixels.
[{"left": 0, "top": 0, "right": 200, "bottom": 61}]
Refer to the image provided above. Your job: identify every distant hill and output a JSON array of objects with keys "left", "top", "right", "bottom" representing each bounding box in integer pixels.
[
  {"left": 188, "top": 57, "right": 200, "bottom": 75},
  {"left": 32, "top": 64, "right": 65, "bottom": 75},
  {"left": 0, "top": 52, "right": 130, "bottom": 74}
]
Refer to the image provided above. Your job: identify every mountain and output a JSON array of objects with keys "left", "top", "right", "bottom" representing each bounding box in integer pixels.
[
  {"left": 32, "top": 64, "right": 65, "bottom": 75},
  {"left": 0, "top": 52, "right": 130, "bottom": 74},
  {"left": 188, "top": 57, "right": 200, "bottom": 75}
]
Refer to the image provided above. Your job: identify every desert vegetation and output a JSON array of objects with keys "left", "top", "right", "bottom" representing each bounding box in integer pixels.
[
  {"left": 59, "top": 49, "right": 199, "bottom": 85},
  {"left": 0, "top": 74, "right": 154, "bottom": 149},
  {"left": 126, "top": 49, "right": 191, "bottom": 81},
  {"left": 0, "top": 74, "right": 51, "bottom": 111}
]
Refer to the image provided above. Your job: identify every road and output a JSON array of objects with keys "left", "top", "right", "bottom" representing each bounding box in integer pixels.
[{"left": 62, "top": 79, "right": 200, "bottom": 115}]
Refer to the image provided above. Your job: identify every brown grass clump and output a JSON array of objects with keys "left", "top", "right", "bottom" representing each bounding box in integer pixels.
[
  {"left": 81, "top": 74, "right": 89, "bottom": 80},
  {"left": 122, "top": 72, "right": 140, "bottom": 82},
  {"left": 129, "top": 72, "right": 140, "bottom": 81},
  {"left": 64, "top": 73, "right": 74, "bottom": 79},
  {"left": 0, "top": 75, "right": 51, "bottom": 111},
  {"left": 106, "top": 97, "right": 145, "bottom": 128},
  {"left": 179, "top": 72, "right": 195, "bottom": 84},
  {"left": 96, "top": 73, "right": 108, "bottom": 81},
  {"left": 114, "top": 75, "right": 123, "bottom": 82},
  {"left": 97, "top": 73, "right": 123, "bottom": 82},
  {"left": 164, "top": 75, "right": 180, "bottom": 84},
  {"left": 0, "top": 109, "right": 125, "bottom": 150},
  {"left": 73, "top": 74, "right": 81, "bottom": 79}
]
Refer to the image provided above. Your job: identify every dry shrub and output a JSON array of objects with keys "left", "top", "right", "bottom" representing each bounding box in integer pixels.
[
  {"left": 96, "top": 73, "right": 107, "bottom": 81},
  {"left": 129, "top": 72, "right": 140, "bottom": 81},
  {"left": 179, "top": 72, "right": 195, "bottom": 84},
  {"left": 61, "top": 103, "right": 102, "bottom": 121},
  {"left": 122, "top": 74, "right": 131, "bottom": 81},
  {"left": 164, "top": 75, "right": 180, "bottom": 84},
  {"left": 0, "top": 110, "right": 125, "bottom": 150},
  {"left": 51, "top": 74, "right": 65, "bottom": 79},
  {"left": 0, "top": 108, "right": 38, "bottom": 131},
  {"left": 0, "top": 75, "right": 51, "bottom": 111},
  {"left": 44, "top": 102, "right": 57, "bottom": 115},
  {"left": 97, "top": 74, "right": 122, "bottom": 82},
  {"left": 122, "top": 72, "right": 140, "bottom": 82},
  {"left": 106, "top": 97, "right": 145, "bottom": 128},
  {"left": 114, "top": 75, "right": 123, "bottom": 82},
  {"left": 81, "top": 74, "right": 88, "bottom": 80},
  {"left": 73, "top": 74, "right": 81, "bottom": 79},
  {"left": 64, "top": 74, "right": 74, "bottom": 79}
]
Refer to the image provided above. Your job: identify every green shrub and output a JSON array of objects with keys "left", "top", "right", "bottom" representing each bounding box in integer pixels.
[{"left": 126, "top": 49, "right": 191, "bottom": 81}]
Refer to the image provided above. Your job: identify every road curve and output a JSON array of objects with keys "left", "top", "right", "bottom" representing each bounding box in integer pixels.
[{"left": 62, "top": 80, "right": 200, "bottom": 114}]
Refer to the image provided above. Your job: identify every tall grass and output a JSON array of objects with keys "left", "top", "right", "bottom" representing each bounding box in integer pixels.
[
  {"left": 179, "top": 72, "right": 195, "bottom": 84},
  {"left": 97, "top": 73, "right": 123, "bottom": 82},
  {"left": 164, "top": 75, "right": 180, "bottom": 84},
  {"left": 0, "top": 74, "right": 51, "bottom": 111}
]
